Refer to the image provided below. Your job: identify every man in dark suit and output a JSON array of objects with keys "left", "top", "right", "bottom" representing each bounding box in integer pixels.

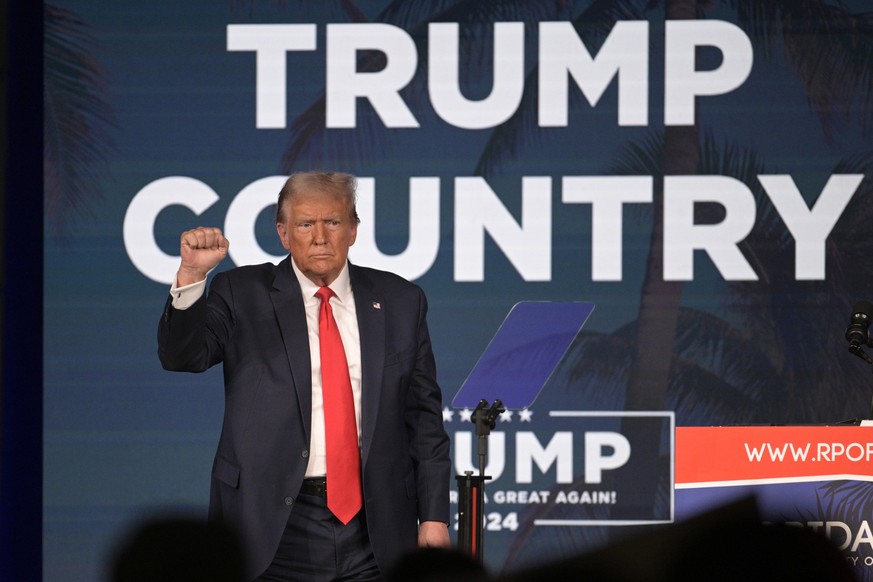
[{"left": 158, "top": 172, "right": 451, "bottom": 581}]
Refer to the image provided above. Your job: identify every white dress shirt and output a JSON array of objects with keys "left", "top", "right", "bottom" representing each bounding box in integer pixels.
[{"left": 169, "top": 260, "right": 363, "bottom": 478}]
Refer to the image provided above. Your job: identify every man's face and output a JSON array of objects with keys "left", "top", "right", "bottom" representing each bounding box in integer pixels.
[{"left": 276, "top": 190, "right": 358, "bottom": 286}]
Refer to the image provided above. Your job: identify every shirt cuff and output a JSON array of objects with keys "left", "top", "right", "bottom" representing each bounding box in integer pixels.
[{"left": 169, "top": 278, "right": 206, "bottom": 310}]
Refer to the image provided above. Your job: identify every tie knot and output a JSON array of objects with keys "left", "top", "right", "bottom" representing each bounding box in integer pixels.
[{"left": 316, "top": 286, "right": 335, "bottom": 303}]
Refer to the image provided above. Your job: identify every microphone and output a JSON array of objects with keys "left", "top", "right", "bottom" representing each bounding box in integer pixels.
[{"left": 845, "top": 300, "right": 873, "bottom": 348}]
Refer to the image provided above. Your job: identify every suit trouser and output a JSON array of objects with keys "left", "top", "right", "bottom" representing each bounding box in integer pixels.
[{"left": 254, "top": 488, "right": 382, "bottom": 582}]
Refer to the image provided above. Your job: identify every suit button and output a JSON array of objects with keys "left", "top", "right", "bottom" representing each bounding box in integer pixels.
[
  {"left": 302, "top": 450, "right": 309, "bottom": 458},
  {"left": 284, "top": 497, "right": 294, "bottom": 506}
]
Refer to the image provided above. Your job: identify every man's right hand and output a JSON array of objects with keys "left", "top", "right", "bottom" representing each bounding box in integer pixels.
[{"left": 176, "top": 227, "right": 230, "bottom": 287}]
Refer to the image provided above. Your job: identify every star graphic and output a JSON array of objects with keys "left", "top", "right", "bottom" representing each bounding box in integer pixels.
[
  {"left": 459, "top": 408, "right": 473, "bottom": 423},
  {"left": 518, "top": 408, "right": 533, "bottom": 422},
  {"left": 442, "top": 407, "right": 454, "bottom": 422},
  {"left": 499, "top": 409, "right": 513, "bottom": 423}
]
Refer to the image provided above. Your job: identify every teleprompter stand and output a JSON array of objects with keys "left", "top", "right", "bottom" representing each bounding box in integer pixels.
[
  {"left": 456, "top": 399, "right": 504, "bottom": 563},
  {"left": 451, "top": 302, "right": 597, "bottom": 563}
]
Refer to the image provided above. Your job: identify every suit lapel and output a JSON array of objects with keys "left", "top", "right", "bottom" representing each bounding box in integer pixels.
[
  {"left": 350, "top": 265, "right": 385, "bottom": 466},
  {"left": 270, "top": 257, "right": 313, "bottom": 444}
]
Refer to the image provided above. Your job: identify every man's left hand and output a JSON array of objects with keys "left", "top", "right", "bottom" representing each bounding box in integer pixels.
[{"left": 417, "top": 521, "right": 451, "bottom": 548}]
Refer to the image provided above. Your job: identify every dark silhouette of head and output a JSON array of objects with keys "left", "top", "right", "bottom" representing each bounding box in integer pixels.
[
  {"left": 387, "top": 547, "right": 491, "bottom": 582},
  {"left": 110, "top": 516, "right": 246, "bottom": 582}
]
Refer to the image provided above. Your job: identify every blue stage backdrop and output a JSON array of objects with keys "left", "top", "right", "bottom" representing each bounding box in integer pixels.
[{"left": 44, "top": 1, "right": 873, "bottom": 580}]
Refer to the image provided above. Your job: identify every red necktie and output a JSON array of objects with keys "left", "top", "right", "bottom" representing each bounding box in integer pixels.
[{"left": 316, "top": 286, "right": 362, "bottom": 524}]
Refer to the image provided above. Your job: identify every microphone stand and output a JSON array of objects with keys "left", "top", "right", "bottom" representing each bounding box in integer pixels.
[
  {"left": 846, "top": 302, "right": 873, "bottom": 423},
  {"left": 456, "top": 399, "right": 504, "bottom": 564},
  {"left": 847, "top": 342, "right": 873, "bottom": 422}
]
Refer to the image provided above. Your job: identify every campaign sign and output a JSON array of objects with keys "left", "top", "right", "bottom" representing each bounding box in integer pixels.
[{"left": 447, "top": 410, "right": 674, "bottom": 569}]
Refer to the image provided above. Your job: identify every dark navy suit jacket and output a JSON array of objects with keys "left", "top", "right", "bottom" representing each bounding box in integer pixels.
[{"left": 158, "top": 257, "right": 451, "bottom": 580}]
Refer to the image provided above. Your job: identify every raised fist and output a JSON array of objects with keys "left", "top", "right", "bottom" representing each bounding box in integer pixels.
[{"left": 176, "top": 226, "right": 230, "bottom": 286}]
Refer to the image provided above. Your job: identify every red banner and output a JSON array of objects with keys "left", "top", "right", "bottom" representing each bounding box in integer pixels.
[{"left": 676, "top": 426, "right": 873, "bottom": 486}]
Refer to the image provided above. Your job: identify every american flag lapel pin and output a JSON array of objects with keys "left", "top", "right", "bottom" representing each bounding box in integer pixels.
[{"left": 372, "top": 302, "right": 381, "bottom": 310}]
